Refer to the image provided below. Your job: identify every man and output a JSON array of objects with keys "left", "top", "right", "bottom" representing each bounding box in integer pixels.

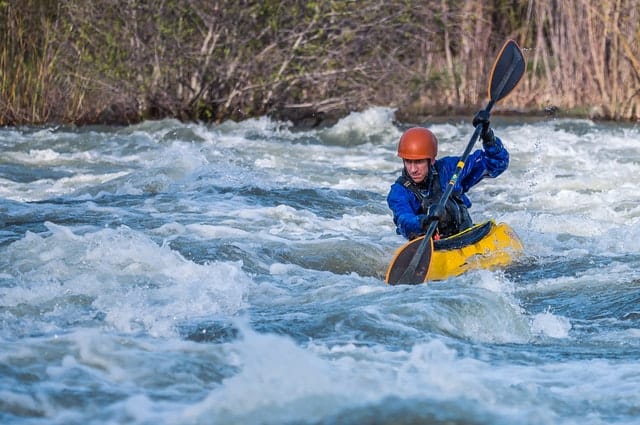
[{"left": 387, "top": 111, "right": 509, "bottom": 240}]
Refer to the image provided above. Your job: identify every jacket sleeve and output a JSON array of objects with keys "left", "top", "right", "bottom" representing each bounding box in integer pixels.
[
  {"left": 387, "top": 183, "right": 424, "bottom": 239},
  {"left": 482, "top": 136, "right": 509, "bottom": 178},
  {"left": 457, "top": 135, "right": 509, "bottom": 193}
]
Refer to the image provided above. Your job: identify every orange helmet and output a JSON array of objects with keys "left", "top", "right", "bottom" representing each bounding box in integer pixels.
[{"left": 397, "top": 127, "right": 438, "bottom": 160}]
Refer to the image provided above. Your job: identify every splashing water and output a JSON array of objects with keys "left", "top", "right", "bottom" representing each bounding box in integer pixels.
[{"left": 2, "top": 110, "right": 640, "bottom": 424}]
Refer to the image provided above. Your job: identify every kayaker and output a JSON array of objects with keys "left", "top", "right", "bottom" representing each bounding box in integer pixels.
[{"left": 387, "top": 111, "right": 509, "bottom": 240}]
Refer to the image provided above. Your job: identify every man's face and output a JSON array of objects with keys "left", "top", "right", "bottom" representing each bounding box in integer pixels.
[{"left": 403, "top": 158, "right": 430, "bottom": 184}]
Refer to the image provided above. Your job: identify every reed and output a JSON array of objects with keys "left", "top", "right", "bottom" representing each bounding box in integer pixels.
[
  {"left": 0, "top": 0, "right": 87, "bottom": 125},
  {"left": 516, "top": 0, "right": 640, "bottom": 119}
]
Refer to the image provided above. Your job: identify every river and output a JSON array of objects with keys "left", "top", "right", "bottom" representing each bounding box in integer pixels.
[{"left": 2, "top": 107, "right": 640, "bottom": 424}]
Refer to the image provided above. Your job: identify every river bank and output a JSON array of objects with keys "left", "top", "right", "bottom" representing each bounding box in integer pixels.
[{"left": 3, "top": 1, "right": 640, "bottom": 127}]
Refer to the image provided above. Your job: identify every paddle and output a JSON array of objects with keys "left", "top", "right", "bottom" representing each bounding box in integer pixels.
[{"left": 386, "top": 39, "right": 525, "bottom": 285}]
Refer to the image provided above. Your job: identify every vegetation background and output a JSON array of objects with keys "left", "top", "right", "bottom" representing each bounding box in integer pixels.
[{"left": 2, "top": 0, "right": 640, "bottom": 126}]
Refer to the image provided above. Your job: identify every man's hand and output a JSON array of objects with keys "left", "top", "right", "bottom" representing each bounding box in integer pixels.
[
  {"left": 419, "top": 204, "right": 445, "bottom": 230},
  {"left": 473, "top": 109, "right": 496, "bottom": 147}
]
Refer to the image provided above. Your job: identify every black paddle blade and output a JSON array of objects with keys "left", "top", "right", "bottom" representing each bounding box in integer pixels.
[
  {"left": 385, "top": 236, "right": 434, "bottom": 285},
  {"left": 488, "top": 39, "right": 525, "bottom": 103}
]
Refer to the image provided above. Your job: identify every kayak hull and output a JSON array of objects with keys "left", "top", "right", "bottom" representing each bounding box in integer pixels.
[{"left": 385, "top": 220, "right": 523, "bottom": 283}]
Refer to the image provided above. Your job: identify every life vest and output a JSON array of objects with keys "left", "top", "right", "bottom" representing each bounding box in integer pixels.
[{"left": 396, "top": 167, "right": 473, "bottom": 238}]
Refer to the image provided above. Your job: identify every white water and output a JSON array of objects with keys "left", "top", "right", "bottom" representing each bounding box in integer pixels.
[{"left": 1, "top": 108, "right": 640, "bottom": 424}]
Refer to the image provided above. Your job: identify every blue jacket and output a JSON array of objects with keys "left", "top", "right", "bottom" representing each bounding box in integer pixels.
[{"left": 387, "top": 137, "right": 509, "bottom": 239}]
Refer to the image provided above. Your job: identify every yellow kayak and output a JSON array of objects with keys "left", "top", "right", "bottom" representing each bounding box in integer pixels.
[{"left": 385, "top": 220, "right": 524, "bottom": 283}]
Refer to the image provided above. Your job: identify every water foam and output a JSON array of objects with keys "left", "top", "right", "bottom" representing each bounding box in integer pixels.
[{"left": 1, "top": 222, "right": 249, "bottom": 337}]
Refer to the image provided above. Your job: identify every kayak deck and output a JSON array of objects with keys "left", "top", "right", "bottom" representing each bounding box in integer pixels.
[
  {"left": 385, "top": 220, "right": 524, "bottom": 283},
  {"left": 429, "top": 220, "right": 523, "bottom": 281}
]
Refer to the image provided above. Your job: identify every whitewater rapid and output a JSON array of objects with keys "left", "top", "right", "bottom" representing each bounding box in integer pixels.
[{"left": 2, "top": 108, "right": 640, "bottom": 424}]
